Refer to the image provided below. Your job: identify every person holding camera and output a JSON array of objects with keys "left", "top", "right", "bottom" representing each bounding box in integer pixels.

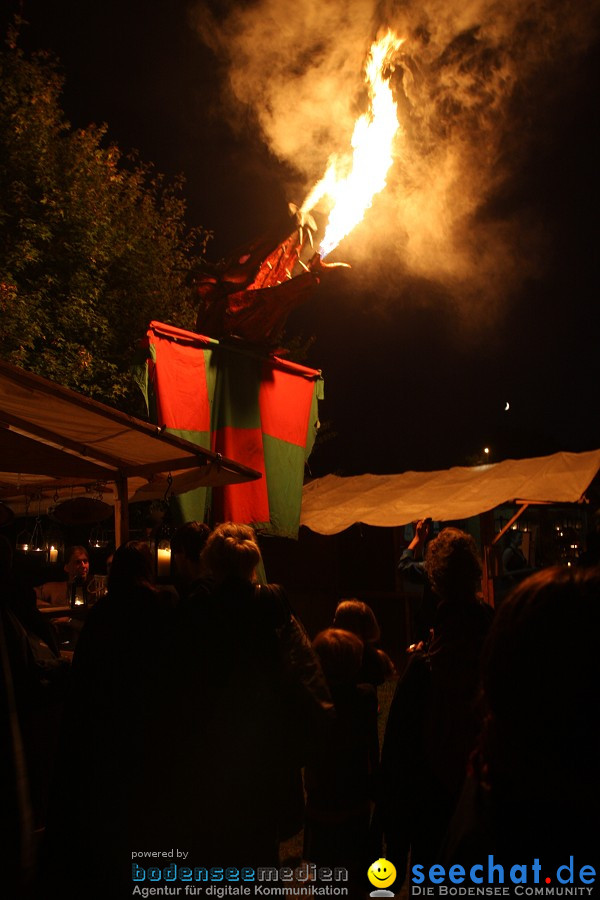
[{"left": 397, "top": 518, "right": 436, "bottom": 646}]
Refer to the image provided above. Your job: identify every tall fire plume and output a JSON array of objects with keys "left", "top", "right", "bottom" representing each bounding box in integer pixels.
[
  {"left": 192, "top": 0, "right": 599, "bottom": 326},
  {"left": 299, "top": 30, "right": 404, "bottom": 260}
]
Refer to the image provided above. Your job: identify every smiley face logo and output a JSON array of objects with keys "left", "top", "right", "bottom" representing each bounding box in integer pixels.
[{"left": 368, "top": 858, "right": 397, "bottom": 890}]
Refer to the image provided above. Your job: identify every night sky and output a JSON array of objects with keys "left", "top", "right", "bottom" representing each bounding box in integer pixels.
[{"left": 4, "top": 0, "right": 600, "bottom": 476}]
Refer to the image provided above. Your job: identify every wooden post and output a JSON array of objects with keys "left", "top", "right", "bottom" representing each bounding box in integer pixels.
[
  {"left": 479, "top": 510, "right": 497, "bottom": 607},
  {"left": 113, "top": 473, "right": 129, "bottom": 547},
  {"left": 492, "top": 503, "right": 530, "bottom": 546}
]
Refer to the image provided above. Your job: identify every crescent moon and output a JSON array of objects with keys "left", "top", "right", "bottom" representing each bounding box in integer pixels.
[{"left": 504, "top": 402, "right": 510, "bottom": 411}]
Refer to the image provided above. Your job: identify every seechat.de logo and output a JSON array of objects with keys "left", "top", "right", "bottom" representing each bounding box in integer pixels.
[{"left": 411, "top": 856, "right": 596, "bottom": 893}]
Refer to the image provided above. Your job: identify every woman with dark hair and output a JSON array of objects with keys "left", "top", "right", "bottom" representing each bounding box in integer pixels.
[
  {"left": 333, "top": 599, "right": 395, "bottom": 686},
  {"left": 40, "top": 541, "right": 178, "bottom": 899},
  {"left": 106, "top": 539, "right": 155, "bottom": 592},
  {"left": 376, "top": 528, "right": 493, "bottom": 887},
  {"left": 304, "top": 628, "right": 379, "bottom": 893},
  {"left": 171, "top": 520, "right": 211, "bottom": 598},
  {"left": 444, "top": 565, "right": 600, "bottom": 871}
]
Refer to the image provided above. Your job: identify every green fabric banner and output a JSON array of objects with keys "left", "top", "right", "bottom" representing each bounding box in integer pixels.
[{"left": 144, "top": 321, "right": 323, "bottom": 538}]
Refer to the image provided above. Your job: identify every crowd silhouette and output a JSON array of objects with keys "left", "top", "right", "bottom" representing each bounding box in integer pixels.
[{"left": 0, "top": 521, "right": 598, "bottom": 899}]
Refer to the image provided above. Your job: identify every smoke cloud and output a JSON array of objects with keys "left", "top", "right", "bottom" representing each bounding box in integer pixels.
[{"left": 189, "top": 0, "right": 598, "bottom": 325}]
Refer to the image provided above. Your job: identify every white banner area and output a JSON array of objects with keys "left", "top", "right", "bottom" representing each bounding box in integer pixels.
[{"left": 301, "top": 449, "right": 600, "bottom": 536}]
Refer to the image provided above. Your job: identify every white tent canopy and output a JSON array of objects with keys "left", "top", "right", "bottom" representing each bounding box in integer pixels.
[
  {"left": 0, "top": 360, "right": 261, "bottom": 540},
  {"left": 301, "top": 449, "right": 600, "bottom": 535}
]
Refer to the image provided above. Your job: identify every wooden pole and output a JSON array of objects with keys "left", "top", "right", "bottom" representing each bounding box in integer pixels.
[
  {"left": 479, "top": 510, "right": 497, "bottom": 607},
  {"left": 492, "top": 503, "right": 530, "bottom": 545},
  {"left": 113, "top": 474, "right": 129, "bottom": 547}
]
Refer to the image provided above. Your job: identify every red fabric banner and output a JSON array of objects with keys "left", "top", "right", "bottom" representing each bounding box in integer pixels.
[
  {"left": 151, "top": 333, "right": 210, "bottom": 433},
  {"left": 259, "top": 362, "right": 316, "bottom": 447}
]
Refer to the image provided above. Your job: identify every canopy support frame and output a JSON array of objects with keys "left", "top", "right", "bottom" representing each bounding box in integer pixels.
[
  {"left": 492, "top": 503, "right": 531, "bottom": 546},
  {"left": 113, "top": 473, "right": 130, "bottom": 547},
  {"left": 483, "top": 502, "right": 531, "bottom": 606}
]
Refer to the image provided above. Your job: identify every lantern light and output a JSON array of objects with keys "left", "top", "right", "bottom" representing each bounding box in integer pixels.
[{"left": 154, "top": 473, "right": 174, "bottom": 581}]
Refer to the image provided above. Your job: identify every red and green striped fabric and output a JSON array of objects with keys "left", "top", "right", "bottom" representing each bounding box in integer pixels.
[{"left": 144, "top": 321, "right": 323, "bottom": 537}]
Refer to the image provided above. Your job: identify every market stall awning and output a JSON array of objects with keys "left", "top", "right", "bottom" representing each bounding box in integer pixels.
[
  {"left": 301, "top": 449, "right": 600, "bottom": 535},
  {"left": 0, "top": 360, "right": 261, "bottom": 534}
]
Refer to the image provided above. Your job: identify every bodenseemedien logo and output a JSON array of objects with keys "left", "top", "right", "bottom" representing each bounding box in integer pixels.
[
  {"left": 131, "top": 863, "right": 350, "bottom": 896},
  {"left": 368, "top": 858, "right": 397, "bottom": 897}
]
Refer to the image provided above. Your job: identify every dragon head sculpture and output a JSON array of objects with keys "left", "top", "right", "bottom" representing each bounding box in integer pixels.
[{"left": 194, "top": 205, "right": 347, "bottom": 347}]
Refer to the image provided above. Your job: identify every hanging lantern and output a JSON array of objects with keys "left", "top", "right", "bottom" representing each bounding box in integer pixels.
[
  {"left": 89, "top": 523, "right": 111, "bottom": 549},
  {"left": 156, "top": 528, "right": 172, "bottom": 579},
  {"left": 70, "top": 577, "right": 87, "bottom": 608},
  {"left": 16, "top": 522, "right": 33, "bottom": 553},
  {"left": 29, "top": 516, "right": 48, "bottom": 556},
  {"left": 17, "top": 514, "right": 48, "bottom": 556},
  {"left": 16, "top": 496, "right": 34, "bottom": 552},
  {"left": 16, "top": 496, "right": 48, "bottom": 557},
  {"left": 154, "top": 474, "right": 173, "bottom": 580}
]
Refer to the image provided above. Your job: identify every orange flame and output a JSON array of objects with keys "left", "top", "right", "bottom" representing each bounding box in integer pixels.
[{"left": 300, "top": 30, "right": 404, "bottom": 259}]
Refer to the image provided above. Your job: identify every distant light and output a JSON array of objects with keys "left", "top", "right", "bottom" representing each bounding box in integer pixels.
[
  {"left": 484, "top": 447, "right": 490, "bottom": 455},
  {"left": 504, "top": 401, "right": 510, "bottom": 411}
]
